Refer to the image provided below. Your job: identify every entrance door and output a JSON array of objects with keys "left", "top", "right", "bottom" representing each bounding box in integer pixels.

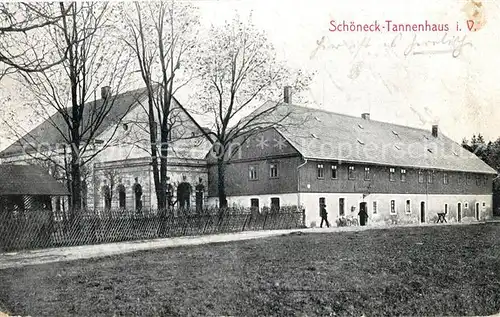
[
  {"left": 475, "top": 202, "right": 480, "bottom": 220},
  {"left": 359, "top": 202, "right": 367, "bottom": 226},
  {"left": 420, "top": 201, "right": 425, "bottom": 223},
  {"left": 457, "top": 203, "right": 462, "bottom": 222}
]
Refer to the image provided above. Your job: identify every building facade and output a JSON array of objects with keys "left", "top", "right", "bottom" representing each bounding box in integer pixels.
[
  {"left": 0, "top": 87, "right": 212, "bottom": 213},
  {"left": 207, "top": 90, "right": 497, "bottom": 227},
  {"left": 1, "top": 85, "right": 497, "bottom": 227}
]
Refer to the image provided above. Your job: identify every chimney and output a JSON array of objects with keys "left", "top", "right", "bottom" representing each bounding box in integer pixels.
[
  {"left": 361, "top": 113, "right": 370, "bottom": 120},
  {"left": 432, "top": 124, "right": 438, "bottom": 137},
  {"left": 101, "top": 86, "right": 111, "bottom": 100},
  {"left": 284, "top": 86, "right": 292, "bottom": 104}
]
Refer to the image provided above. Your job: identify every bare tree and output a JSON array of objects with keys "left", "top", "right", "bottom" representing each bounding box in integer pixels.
[
  {"left": 190, "top": 14, "right": 313, "bottom": 208},
  {"left": 8, "top": 2, "right": 132, "bottom": 222},
  {"left": 121, "top": 1, "right": 200, "bottom": 214},
  {"left": 0, "top": 2, "right": 70, "bottom": 80}
]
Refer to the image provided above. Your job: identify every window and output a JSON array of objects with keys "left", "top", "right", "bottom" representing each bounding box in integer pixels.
[
  {"left": 400, "top": 169, "right": 407, "bottom": 182},
  {"left": 269, "top": 163, "right": 279, "bottom": 178},
  {"left": 484, "top": 175, "right": 488, "bottom": 186},
  {"left": 458, "top": 173, "right": 463, "bottom": 184},
  {"left": 364, "top": 167, "right": 371, "bottom": 180},
  {"left": 270, "top": 197, "right": 280, "bottom": 212},
  {"left": 389, "top": 168, "right": 395, "bottom": 181},
  {"left": 348, "top": 166, "right": 355, "bottom": 180},
  {"left": 331, "top": 165, "right": 338, "bottom": 179},
  {"left": 466, "top": 174, "right": 471, "bottom": 185},
  {"left": 443, "top": 172, "right": 448, "bottom": 184},
  {"left": 476, "top": 175, "right": 481, "bottom": 186},
  {"left": 464, "top": 202, "right": 469, "bottom": 209},
  {"left": 317, "top": 164, "right": 324, "bottom": 179},
  {"left": 427, "top": 171, "right": 433, "bottom": 183},
  {"left": 250, "top": 198, "right": 260, "bottom": 213},
  {"left": 405, "top": 200, "right": 411, "bottom": 213},
  {"left": 390, "top": 200, "right": 396, "bottom": 214},
  {"left": 444, "top": 203, "right": 448, "bottom": 214},
  {"left": 249, "top": 165, "right": 258, "bottom": 180},
  {"left": 372, "top": 201, "right": 377, "bottom": 214},
  {"left": 418, "top": 170, "right": 424, "bottom": 183},
  {"left": 339, "top": 198, "right": 345, "bottom": 216}
]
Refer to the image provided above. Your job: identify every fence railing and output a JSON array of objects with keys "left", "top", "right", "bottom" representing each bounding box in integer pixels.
[{"left": 0, "top": 206, "right": 304, "bottom": 252}]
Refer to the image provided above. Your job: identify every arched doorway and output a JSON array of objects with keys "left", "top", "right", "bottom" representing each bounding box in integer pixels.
[
  {"left": 195, "top": 178, "right": 205, "bottom": 213},
  {"left": 133, "top": 178, "right": 143, "bottom": 213},
  {"left": 166, "top": 183, "right": 174, "bottom": 208},
  {"left": 177, "top": 181, "right": 192, "bottom": 210},
  {"left": 102, "top": 182, "right": 111, "bottom": 211},
  {"left": 117, "top": 184, "right": 126, "bottom": 209},
  {"left": 457, "top": 202, "right": 462, "bottom": 222},
  {"left": 420, "top": 201, "right": 425, "bottom": 223}
]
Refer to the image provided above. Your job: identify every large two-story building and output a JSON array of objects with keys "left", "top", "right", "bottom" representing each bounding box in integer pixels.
[
  {"left": 207, "top": 88, "right": 497, "bottom": 227},
  {"left": 0, "top": 87, "right": 212, "bottom": 213},
  {"left": 1, "top": 85, "right": 496, "bottom": 227}
]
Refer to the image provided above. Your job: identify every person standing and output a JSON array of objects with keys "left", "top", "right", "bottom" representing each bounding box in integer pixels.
[{"left": 320, "top": 203, "right": 330, "bottom": 228}]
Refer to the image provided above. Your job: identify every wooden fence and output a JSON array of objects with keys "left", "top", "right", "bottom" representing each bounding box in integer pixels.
[{"left": 0, "top": 206, "right": 305, "bottom": 252}]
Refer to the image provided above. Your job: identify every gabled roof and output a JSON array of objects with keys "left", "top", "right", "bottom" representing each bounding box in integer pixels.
[
  {"left": 0, "top": 87, "right": 149, "bottom": 158},
  {"left": 253, "top": 101, "right": 497, "bottom": 174},
  {"left": 0, "top": 164, "right": 68, "bottom": 196}
]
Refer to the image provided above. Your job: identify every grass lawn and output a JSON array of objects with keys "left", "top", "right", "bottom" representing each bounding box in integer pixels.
[{"left": 1, "top": 223, "right": 500, "bottom": 316}]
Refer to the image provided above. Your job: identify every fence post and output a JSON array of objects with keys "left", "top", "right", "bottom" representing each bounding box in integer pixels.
[
  {"left": 242, "top": 213, "right": 249, "bottom": 231},
  {"left": 301, "top": 207, "right": 306, "bottom": 228}
]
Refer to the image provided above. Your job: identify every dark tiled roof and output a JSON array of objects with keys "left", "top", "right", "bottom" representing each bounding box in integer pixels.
[
  {"left": 254, "top": 101, "right": 497, "bottom": 174},
  {"left": 0, "top": 164, "right": 68, "bottom": 195},
  {"left": 0, "top": 87, "right": 149, "bottom": 158}
]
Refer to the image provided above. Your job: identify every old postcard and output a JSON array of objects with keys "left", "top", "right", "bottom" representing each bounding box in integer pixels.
[{"left": 0, "top": 0, "right": 499, "bottom": 316}]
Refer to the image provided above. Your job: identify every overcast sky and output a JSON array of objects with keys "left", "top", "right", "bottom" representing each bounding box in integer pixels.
[{"left": 1, "top": 0, "right": 499, "bottom": 151}]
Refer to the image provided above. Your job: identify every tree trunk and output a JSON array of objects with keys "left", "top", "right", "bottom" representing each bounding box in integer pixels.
[
  {"left": 70, "top": 149, "right": 82, "bottom": 225},
  {"left": 158, "top": 133, "right": 168, "bottom": 213},
  {"left": 145, "top": 94, "right": 162, "bottom": 216},
  {"left": 158, "top": 134, "right": 168, "bottom": 236},
  {"left": 217, "top": 158, "right": 228, "bottom": 208}
]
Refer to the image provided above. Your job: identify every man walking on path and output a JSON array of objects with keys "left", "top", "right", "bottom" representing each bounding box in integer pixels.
[{"left": 320, "top": 203, "right": 330, "bottom": 228}]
